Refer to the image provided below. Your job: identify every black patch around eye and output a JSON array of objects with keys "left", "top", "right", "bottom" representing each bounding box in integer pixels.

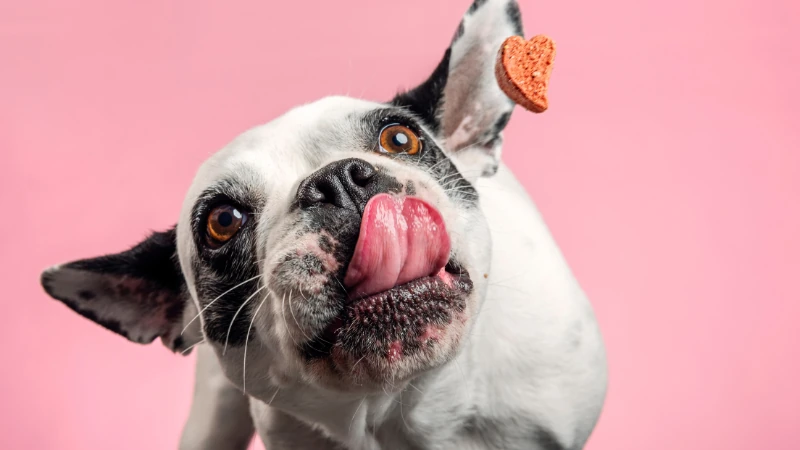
[
  {"left": 190, "top": 177, "right": 262, "bottom": 251},
  {"left": 359, "top": 107, "right": 479, "bottom": 207},
  {"left": 189, "top": 178, "right": 265, "bottom": 345},
  {"left": 192, "top": 228, "right": 261, "bottom": 345}
]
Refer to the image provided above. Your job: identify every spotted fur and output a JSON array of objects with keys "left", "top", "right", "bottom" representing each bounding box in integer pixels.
[{"left": 39, "top": 2, "right": 607, "bottom": 450}]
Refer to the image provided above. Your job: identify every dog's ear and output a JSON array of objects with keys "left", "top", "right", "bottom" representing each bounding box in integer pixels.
[
  {"left": 40, "top": 228, "right": 199, "bottom": 354},
  {"left": 392, "top": 0, "right": 523, "bottom": 178}
]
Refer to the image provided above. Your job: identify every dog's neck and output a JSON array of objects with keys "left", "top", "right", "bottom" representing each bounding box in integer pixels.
[{"left": 256, "top": 318, "right": 482, "bottom": 447}]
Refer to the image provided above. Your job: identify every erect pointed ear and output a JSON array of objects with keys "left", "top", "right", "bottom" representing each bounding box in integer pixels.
[
  {"left": 392, "top": 0, "right": 524, "bottom": 178},
  {"left": 40, "top": 228, "right": 200, "bottom": 354}
]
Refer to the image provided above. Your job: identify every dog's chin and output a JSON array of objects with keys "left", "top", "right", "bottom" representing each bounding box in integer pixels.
[{"left": 301, "top": 260, "right": 473, "bottom": 389}]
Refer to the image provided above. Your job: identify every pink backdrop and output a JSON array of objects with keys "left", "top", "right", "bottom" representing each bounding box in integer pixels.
[{"left": 3, "top": 0, "right": 799, "bottom": 448}]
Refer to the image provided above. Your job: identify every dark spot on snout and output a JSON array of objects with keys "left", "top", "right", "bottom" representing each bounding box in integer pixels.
[
  {"left": 301, "top": 254, "right": 325, "bottom": 275},
  {"left": 78, "top": 290, "right": 95, "bottom": 300},
  {"left": 319, "top": 234, "right": 335, "bottom": 253},
  {"left": 405, "top": 180, "right": 416, "bottom": 195}
]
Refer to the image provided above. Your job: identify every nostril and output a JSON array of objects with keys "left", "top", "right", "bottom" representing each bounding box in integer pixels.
[
  {"left": 317, "top": 179, "right": 339, "bottom": 203},
  {"left": 348, "top": 162, "right": 376, "bottom": 187},
  {"left": 305, "top": 187, "right": 326, "bottom": 204},
  {"left": 297, "top": 188, "right": 322, "bottom": 209}
]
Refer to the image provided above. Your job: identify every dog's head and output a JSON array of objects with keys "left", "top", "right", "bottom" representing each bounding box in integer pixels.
[{"left": 41, "top": 0, "right": 523, "bottom": 395}]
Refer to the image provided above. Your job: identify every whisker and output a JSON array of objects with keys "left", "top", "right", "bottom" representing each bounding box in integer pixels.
[
  {"left": 223, "top": 284, "right": 267, "bottom": 356},
  {"left": 291, "top": 288, "right": 335, "bottom": 352},
  {"left": 180, "top": 339, "right": 206, "bottom": 355},
  {"left": 453, "top": 357, "right": 467, "bottom": 386},
  {"left": 349, "top": 396, "right": 368, "bottom": 433},
  {"left": 350, "top": 354, "right": 369, "bottom": 374},
  {"left": 268, "top": 387, "right": 280, "bottom": 406},
  {"left": 406, "top": 382, "right": 424, "bottom": 395},
  {"left": 332, "top": 277, "right": 349, "bottom": 295},
  {"left": 181, "top": 274, "right": 261, "bottom": 335},
  {"left": 280, "top": 291, "right": 301, "bottom": 349},
  {"left": 398, "top": 383, "right": 412, "bottom": 431},
  {"left": 289, "top": 288, "right": 314, "bottom": 341},
  {"left": 242, "top": 297, "right": 267, "bottom": 394}
]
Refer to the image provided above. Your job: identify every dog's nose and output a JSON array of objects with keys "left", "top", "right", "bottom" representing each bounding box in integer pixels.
[{"left": 296, "top": 158, "right": 378, "bottom": 212}]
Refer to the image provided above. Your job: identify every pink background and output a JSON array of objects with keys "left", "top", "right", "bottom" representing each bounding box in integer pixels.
[{"left": 3, "top": 0, "right": 799, "bottom": 448}]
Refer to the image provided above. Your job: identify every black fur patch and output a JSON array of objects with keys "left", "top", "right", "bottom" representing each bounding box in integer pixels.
[
  {"left": 189, "top": 173, "right": 269, "bottom": 346},
  {"left": 67, "top": 228, "right": 185, "bottom": 295},
  {"left": 390, "top": 49, "right": 450, "bottom": 136},
  {"left": 78, "top": 290, "right": 96, "bottom": 300},
  {"left": 453, "top": 20, "right": 465, "bottom": 43},
  {"left": 319, "top": 234, "right": 335, "bottom": 253},
  {"left": 467, "top": 0, "right": 488, "bottom": 15},
  {"left": 192, "top": 228, "right": 261, "bottom": 345},
  {"left": 506, "top": 0, "right": 524, "bottom": 36},
  {"left": 491, "top": 111, "right": 512, "bottom": 138},
  {"left": 534, "top": 427, "right": 567, "bottom": 450},
  {"left": 405, "top": 180, "right": 416, "bottom": 195}
]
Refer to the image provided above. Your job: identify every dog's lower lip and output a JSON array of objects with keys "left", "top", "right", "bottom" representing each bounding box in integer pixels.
[{"left": 302, "top": 260, "right": 472, "bottom": 361}]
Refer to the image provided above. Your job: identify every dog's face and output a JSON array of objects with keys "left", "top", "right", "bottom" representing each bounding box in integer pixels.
[
  {"left": 41, "top": 0, "right": 523, "bottom": 397},
  {"left": 179, "top": 97, "right": 488, "bottom": 392}
]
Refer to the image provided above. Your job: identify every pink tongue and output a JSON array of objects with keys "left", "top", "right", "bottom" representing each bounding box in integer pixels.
[{"left": 344, "top": 194, "right": 450, "bottom": 298}]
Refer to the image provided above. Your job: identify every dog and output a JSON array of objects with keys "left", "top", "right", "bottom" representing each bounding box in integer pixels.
[{"left": 40, "top": 1, "right": 608, "bottom": 448}]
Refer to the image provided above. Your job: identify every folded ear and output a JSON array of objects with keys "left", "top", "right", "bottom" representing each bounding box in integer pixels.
[
  {"left": 40, "top": 228, "right": 199, "bottom": 354},
  {"left": 392, "top": 0, "right": 524, "bottom": 178}
]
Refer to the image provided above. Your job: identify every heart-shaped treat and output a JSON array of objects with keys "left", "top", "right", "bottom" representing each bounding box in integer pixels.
[{"left": 495, "top": 35, "right": 556, "bottom": 113}]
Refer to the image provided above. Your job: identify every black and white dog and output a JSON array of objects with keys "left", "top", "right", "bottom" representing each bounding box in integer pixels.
[{"left": 41, "top": 1, "right": 607, "bottom": 448}]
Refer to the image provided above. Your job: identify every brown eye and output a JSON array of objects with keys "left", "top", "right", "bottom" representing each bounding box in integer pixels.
[
  {"left": 206, "top": 205, "right": 247, "bottom": 247},
  {"left": 379, "top": 124, "right": 421, "bottom": 155}
]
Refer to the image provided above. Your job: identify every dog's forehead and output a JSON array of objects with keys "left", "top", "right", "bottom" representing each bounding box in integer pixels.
[{"left": 186, "top": 96, "right": 383, "bottom": 198}]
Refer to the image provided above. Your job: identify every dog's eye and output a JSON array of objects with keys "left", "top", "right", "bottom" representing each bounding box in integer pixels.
[
  {"left": 378, "top": 124, "right": 421, "bottom": 155},
  {"left": 206, "top": 205, "right": 247, "bottom": 247}
]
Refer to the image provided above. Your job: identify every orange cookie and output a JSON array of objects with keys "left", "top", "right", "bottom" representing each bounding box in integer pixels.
[{"left": 495, "top": 35, "right": 556, "bottom": 113}]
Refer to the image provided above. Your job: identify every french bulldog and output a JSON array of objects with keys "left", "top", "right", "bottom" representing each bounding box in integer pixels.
[{"left": 41, "top": 0, "right": 608, "bottom": 448}]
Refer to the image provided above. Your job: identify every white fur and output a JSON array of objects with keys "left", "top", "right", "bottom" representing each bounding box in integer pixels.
[
  {"left": 43, "top": 1, "right": 608, "bottom": 448},
  {"left": 171, "top": 95, "right": 606, "bottom": 449}
]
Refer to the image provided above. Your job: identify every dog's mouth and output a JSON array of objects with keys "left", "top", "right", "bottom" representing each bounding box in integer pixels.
[
  {"left": 301, "top": 194, "right": 473, "bottom": 364},
  {"left": 302, "top": 260, "right": 471, "bottom": 360}
]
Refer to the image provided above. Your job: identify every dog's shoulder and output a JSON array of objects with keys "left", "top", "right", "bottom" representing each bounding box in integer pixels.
[{"left": 465, "top": 163, "right": 608, "bottom": 448}]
